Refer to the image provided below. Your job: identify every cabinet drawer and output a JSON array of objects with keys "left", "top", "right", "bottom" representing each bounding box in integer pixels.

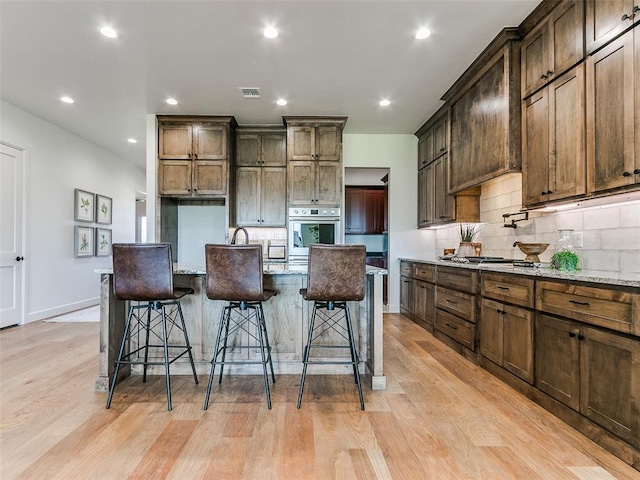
[
  {"left": 400, "top": 261, "right": 413, "bottom": 278},
  {"left": 437, "top": 266, "right": 478, "bottom": 294},
  {"left": 482, "top": 272, "right": 534, "bottom": 308},
  {"left": 536, "top": 281, "right": 640, "bottom": 336},
  {"left": 436, "top": 286, "right": 476, "bottom": 323},
  {"left": 436, "top": 309, "right": 475, "bottom": 350},
  {"left": 414, "top": 263, "right": 435, "bottom": 283}
]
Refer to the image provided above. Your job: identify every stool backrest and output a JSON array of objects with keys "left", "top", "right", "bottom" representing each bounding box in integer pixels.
[
  {"left": 205, "top": 244, "right": 264, "bottom": 301},
  {"left": 306, "top": 244, "right": 366, "bottom": 302},
  {"left": 112, "top": 243, "right": 175, "bottom": 301}
]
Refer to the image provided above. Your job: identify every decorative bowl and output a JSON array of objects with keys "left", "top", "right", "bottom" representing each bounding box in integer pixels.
[{"left": 513, "top": 242, "right": 549, "bottom": 262}]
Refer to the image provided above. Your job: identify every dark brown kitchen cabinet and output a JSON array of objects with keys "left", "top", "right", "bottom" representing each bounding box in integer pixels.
[
  {"left": 480, "top": 298, "right": 534, "bottom": 384},
  {"left": 400, "top": 275, "right": 414, "bottom": 315},
  {"left": 521, "top": 0, "right": 584, "bottom": 99},
  {"left": 417, "top": 130, "right": 434, "bottom": 170},
  {"left": 345, "top": 187, "right": 385, "bottom": 234},
  {"left": 536, "top": 314, "right": 640, "bottom": 448},
  {"left": 414, "top": 280, "right": 435, "bottom": 332},
  {"left": 235, "top": 128, "right": 286, "bottom": 226},
  {"left": 433, "top": 115, "right": 448, "bottom": 158},
  {"left": 364, "top": 189, "right": 385, "bottom": 233},
  {"left": 445, "top": 28, "right": 522, "bottom": 193},
  {"left": 345, "top": 188, "right": 365, "bottom": 234},
  {"left": 586, "top": 27, "right": 640, "bottom": 194},
  {"left": 417, "top": 162, "right": 434, "bottom": 228},
  {"left": 522, "top": 64, "right": 587, "bottom": 207},
  {"left": 585, "top": 0, "right": 639, "bottom": 54},
  {"left": 432, "top": 155, "right": 455, "bottom": 223},
  {"left": 157, "top": 116, "right": 236, "bottom": 197}
]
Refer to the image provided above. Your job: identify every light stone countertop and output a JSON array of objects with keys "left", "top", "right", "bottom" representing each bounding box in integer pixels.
[
  {"left": 398, "top": 258, "right": 640, "bottom": 289},
  {"left": 95, "top": 264, "right": 388, "bottom": 276}
]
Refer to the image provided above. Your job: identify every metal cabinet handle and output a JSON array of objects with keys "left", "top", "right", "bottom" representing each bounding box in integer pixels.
[
  {"left": 445, "top": 299, "right": 458, "bottom": 304},
  {"left": 569, "top": 300, "right": 590, "bottom": 306},
  {"left": 622, "top": 13, "right": 633, "bottom": 21},
  {"left": 623, "top": 171, "right": 632, "bottom": 177},
  {"left": 569, "top": 332, "right": 576, "bottom": 337},
  {"left": 634, "top": 169, "right": 640, "bottom": 175},
  {"left": 578, "top": 334, "right": 585, "bottom": 341},
  {"left": 15, "top": 256, "right": 24, "bottom": 261},
  {"left": 547, "top": 190, "right": 553, "bottom": 194},
  {"left": 445, "top": 323, "right": 458, "bottom": 330},
  {"left": 497, "top": 286, "right": 509, "bottom": 290},
  {"left": 546, "top": 70, "right": 554, "bottom": 76},
  {"left": 540, "top": 73, "right": 548, "bottom": 79}
]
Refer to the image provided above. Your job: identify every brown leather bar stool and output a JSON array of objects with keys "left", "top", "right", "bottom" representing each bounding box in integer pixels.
[
  {"left": 106, "top": 243, "right": 198, "bottom": 411},
  {"left": 203, "top": 244, "right": 276, "bottom": 409},
  {"left": 297, "top": 244, "right": 366, "bottom": 410}
]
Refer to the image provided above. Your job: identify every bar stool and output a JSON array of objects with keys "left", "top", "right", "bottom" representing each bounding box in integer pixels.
[
  {"left": 203, "top": 244, "right": 276, "bottom": 410},
  {"left": 106, "top": 243, "right": 199, "bottom": 411},
  {"left": 297, "top": 244, "right": 366, "bottom": 410}
]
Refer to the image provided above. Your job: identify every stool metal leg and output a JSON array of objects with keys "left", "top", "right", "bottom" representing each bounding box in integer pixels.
[
  {"left": 160, "top": 304, "right": 172, "bottom": 411},
  {"left": 176, "top": 303, "right": 199, "bottom": 384},
  {"left": 218, "top": 306, "right": 233, "bottom": 384},
  {"left": 297, "top": 303, "right": 318, "bottom": 408},
  {"left": 254, "top": 305, "right": 272, "bottom": 409},
  {"left": 344, "top": 305, "right": 364, "bottom": 410},
  {"left": 258, "top": 304, "right": 276, "bottom": 384},
  {"left": 106, "top": 305, "right": 134, "bottom": 409},
  {"left": 142, "top": 303, "right": 151, "bottom": 383},
  {"left": 204, "top": 306, "right": 228, "bottom": 410}
]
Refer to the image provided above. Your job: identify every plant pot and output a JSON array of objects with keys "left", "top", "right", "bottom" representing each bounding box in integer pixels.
[{"left": 458, "top": 242, "right": 476, "bottom": 258}]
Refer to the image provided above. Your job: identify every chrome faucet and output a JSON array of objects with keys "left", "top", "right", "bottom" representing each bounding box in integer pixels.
[{"left": 230, "top": 227, "right": 249, "bottom": 245}]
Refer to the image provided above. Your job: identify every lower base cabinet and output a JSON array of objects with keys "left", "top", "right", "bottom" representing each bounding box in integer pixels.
[
  {"left": 536, "top": 314, "right": 640, "bottom": 448},
  {"left": 414, "top": 280, "right": 435, "bottom": 331}
]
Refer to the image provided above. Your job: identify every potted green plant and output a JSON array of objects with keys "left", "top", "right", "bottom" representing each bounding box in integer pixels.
[
  {"left": 458, "top": 223, "right": 479, "bottom": 257},
  {"left": 550, "top": 250, "right": 580, "bottom": 271}
]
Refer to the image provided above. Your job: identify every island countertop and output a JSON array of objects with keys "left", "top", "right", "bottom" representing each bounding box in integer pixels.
[
  {"left": 95, "top": 264, "right": 388, "bottom": 276},
  {"left": 398, "top": 257, "right": 640, "bottom": 289}
]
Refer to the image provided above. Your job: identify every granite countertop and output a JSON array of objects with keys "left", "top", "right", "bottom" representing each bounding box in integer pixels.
[
  {"left": 399, "top": 257, "right": 640, "bottom": 289},
  {"left": 96, "top": 264, "right": 388, "bottom": 276}
]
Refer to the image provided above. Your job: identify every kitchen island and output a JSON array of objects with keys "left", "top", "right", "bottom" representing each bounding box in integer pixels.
[{"left": 95, "top": 264, "right": 387, "bottom": 392}]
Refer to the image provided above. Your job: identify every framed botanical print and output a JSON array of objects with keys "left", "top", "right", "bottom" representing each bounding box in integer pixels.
[
  {"left": 95, "top": 228, "right": 112, "bottom": 256},
  {"left": 74, "top": 226, "right": 95, "bottom": 257},
  {"left": 74, "top": 189, "right": 95, "bottom": 222},
  {"left": 95, "top": 194, "right": 112, "bottom": 224}
]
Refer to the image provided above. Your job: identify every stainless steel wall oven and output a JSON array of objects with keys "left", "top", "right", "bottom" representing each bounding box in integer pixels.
[{"left": 288, "top": 207, "right": 341, "bottom": 264}]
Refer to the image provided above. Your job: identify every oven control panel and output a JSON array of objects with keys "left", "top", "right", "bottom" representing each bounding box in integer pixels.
[{"left": 288, "top": 207, "right": 341, "bottom": 217}]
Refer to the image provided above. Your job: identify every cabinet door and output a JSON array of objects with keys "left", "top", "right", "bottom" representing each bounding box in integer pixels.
[
  {"left": 480, "top": 298, "right": 504, "bottom": 366},
  {"left": 194, "top": 125, "right": 227, "bottom": 160},
  {"left": 433, "top": 155, "right": 454, "bottom": 223},
  {"left": 345, "top": 188, "right": 364, "bottom": 234},
  {"left": 158, "top": 160, "right": 192, "bottom": 195},
  {"left": 580, "top": 326, "right": 640, "bottom": 447},
  {"left": 522, "top": 88, "right": 550, "bottom": 206},
  {"left": 414, "top": 280, "right": 435, "bottom": 330},
  {"left": 288, "top": 126, "right": 315, "bottom": 161},
  {"left": 236, "top": 167, "right": 261, "bottom": 226},
  {"left": 260, "top": 167, "right": 287, "bottom": 226},
  {"left": 418, "top": 163, "right": 434, "bottom": 228},
  {"left": 551, "top": 0, "right": 584, "bottom": 79},
  {"left": 363, "top": 189, "right": 385, "bottom": 233},
  {"left": 262, "top": 133, "right": 286, "bottom": 167},
  {"left": 316, "top": 126, "right": 342, "bottom": 161},
  {"left": 433, "top": 116, "right": 448, "bottom": 157},
  {"left": 159, "top": 124, "right": 192, "bottom": 159},
  {"left": 503, "top": 305, "right": 534, "bottom": 384},
  {"left": 522, "top": 21, "right": 549, "bottom": 99},
  {"left": 536, "top": 314, "right": 580, "bottom": 410},
  {"left": 417, "top": 132, "right": 432, "bottom": 170},
  {"left": 236, "top": 133, "right": 261, "bottom": 167},
  {"left": 585, "top": 0, "right": 637, "bottom": 53},
  {"left": 587, "top": 31, "right": 636, "bottom": 192},
  {"left": 288, "top": 161, "right": 315, "bottom": 205},
  {"left": 400, "top": 277, "right": 414, "bottom": 314},
  {"left": 548, "top": 65, "right": 587, "bottom": 202},
  {"left": 315, "top": 161, "right": 341, "bottom": 206},
  {"left": 193, "top": 160, "right": 227, "bottom": 195}
]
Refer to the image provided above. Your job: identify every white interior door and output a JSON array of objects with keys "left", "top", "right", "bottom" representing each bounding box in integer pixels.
[{"left": 0, "top": 143, "right": 24, "bottom": 328}]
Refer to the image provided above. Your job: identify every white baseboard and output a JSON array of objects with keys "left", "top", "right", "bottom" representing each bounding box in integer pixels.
[{"left": 25, "top": 297, "right": 100, "bottom": 324}]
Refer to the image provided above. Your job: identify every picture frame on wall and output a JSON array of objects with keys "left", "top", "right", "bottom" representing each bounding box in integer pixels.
[
  {"left": 74, "top": 226, "right": 95, "bottom": 257},
  {"left": 74, "top": 189, "right": 95, "bottom": 222},
  {"left": 95, "top": 228, "right": 112, "bottom": 256},
  {"left": 95, "top": 194, "right": 112, "bottom": 224}
]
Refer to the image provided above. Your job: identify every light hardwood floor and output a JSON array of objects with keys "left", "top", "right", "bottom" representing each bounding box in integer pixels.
[{"left": 1, "top": 313, "right": 638, "bottom": 479}]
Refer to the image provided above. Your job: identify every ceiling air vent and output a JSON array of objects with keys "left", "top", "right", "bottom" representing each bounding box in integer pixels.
[{"left": 239, "top": 87, "right": 261, "bottom": 99}]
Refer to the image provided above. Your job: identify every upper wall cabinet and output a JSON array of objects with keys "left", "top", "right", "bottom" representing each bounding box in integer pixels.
[
  {"left": 284, "top": 117, "right": 347, "bottom": 206},
  {"left": 416, "top": 104, "right": 448, "bottom": 169},
  {"left": 586, "top": 26, "right": 640, "bottom": 193},
  {"left": 521, "top": 0, "right": 584, "bottom": 99},
  {"left": 444, "top": 29, "right": 522, "bottom": 194},
  {"left": 157, "top": 116, "right": 237, "bottom": 197},
  {"left": 585, "top": 0, "right": 639, "bottom": 54}
]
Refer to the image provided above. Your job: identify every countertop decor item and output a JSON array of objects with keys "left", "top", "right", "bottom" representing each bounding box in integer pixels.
[
  {"left": 551, "top": 250, "right": 580, "bottom": 271},
  {"left": 513, "top": 242, "right": 549, "bottom": 262},
  {"left": 458, "top": 223, "right": 480, "bottom": 257}
]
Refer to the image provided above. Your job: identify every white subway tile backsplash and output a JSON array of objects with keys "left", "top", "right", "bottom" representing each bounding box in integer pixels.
[
  {"left": 621, "top": 205, "right": 640, "bottom": 227},
  {"left": 602, "top": 227, "right": 640, "bottom": 249},
  {"left": 583, "top": 207, "right": 620, "bottom": 230},
  {"left": 620, "top": 251, "right": 640, "bottom": 273},
  {"left": 581, "top": 230, "right": 601, "bottom": 249},
  {"left": 580, "top": 249, "right": 620, "bottom": 272}
]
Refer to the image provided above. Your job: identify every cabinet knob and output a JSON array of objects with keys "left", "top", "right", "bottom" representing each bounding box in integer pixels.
[
  {"left": 623, "top": 171, "right": 632, "bottom": 177},
  {"left": 634, "top": 169, "right": 640, "bottom": 175},
  {"left": 541, "top": 191, "right": 548, "bottom": 195},
  {"left": 547, "top": 190, "right": 553, "bottom": 195},
  {"left": 578, "top": 334, "right": 585, "bottom": 341},
  {"left": 622, "top": 13, "right": 633, "bottom": 21},
  {"left": 540, "top": 73, "right": 548, "bottom": 79},
  {"left": 15, "top": 256, "right": 24, "bottom": 261},
  {"left": 546, "top": 70, "right": 554, "bottom": 76},
  {"left": 569, "top": 332, "right": 576, "bottom": 337}
]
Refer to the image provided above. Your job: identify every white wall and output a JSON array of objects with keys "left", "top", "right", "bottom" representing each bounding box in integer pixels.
[
  {"left": 1, "top": 100, "right": 145, "bottom": 323},
  {"left": 343, "top": 134, "right": 433, "bottom": 312}
]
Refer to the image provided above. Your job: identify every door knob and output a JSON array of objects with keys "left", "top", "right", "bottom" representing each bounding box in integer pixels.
[{"left": 15, "top": 256, "right": 24, "bottom": 261}]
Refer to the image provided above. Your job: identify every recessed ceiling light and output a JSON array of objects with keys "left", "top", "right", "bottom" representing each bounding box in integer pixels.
[
  {"left": 276, "top": 99, "right": 287, "bottom": 106},
  {"left": 60, "top": 96, "right": 74, "bottom": 104},
  {"left": 263, "top": 27, "right": 278, "bottom": 39},
  {"left": 100, "top": 26, "right": 118, "bottom": 39},
  {"left": 415, "top": 28, "right": 431, "bottom": 40},
  {"left": 166, "top": 98, "right": 178, "bottom": 105},
  {"left": 127, "top": 138, "right": 137, "bottom": 144},
  {"left": 379, "top": 99, "right": 391, "bottom": 107}
]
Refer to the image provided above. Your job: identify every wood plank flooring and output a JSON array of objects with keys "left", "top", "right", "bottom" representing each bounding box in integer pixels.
[{"left": 1, "top": 314, "right": 638, "bottom": 479}]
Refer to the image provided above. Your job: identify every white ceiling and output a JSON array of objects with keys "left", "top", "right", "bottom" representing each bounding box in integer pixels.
[{"left": 0, "top": 0, "right": 539, "bottom": 168}]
